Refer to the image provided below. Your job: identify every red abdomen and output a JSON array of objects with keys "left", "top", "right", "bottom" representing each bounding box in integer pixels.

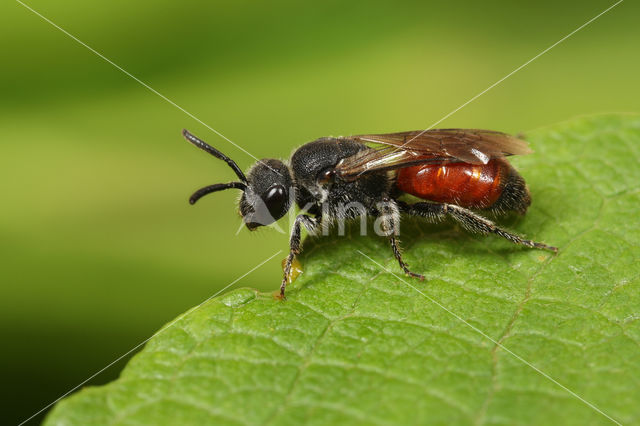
[{"left": 396, "top": 159, "right": 510, "bottom": 209}]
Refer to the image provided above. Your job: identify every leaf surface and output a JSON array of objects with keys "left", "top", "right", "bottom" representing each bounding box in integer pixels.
[{"left": 46, "top": 115, "right": 640, "bottom": 425}]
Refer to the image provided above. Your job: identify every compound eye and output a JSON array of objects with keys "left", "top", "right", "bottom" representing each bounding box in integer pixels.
[{"left": 264, "top": 185, "right": 288, "bottom": 218}]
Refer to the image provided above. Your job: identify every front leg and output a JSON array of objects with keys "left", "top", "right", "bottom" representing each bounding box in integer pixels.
[{"left": 281, "top": 214, "right": 319, "bottom": 298}]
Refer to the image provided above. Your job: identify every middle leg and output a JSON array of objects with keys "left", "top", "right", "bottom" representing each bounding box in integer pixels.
[{"left": 378, "top": 197, "right": 425, "bottom": 279}]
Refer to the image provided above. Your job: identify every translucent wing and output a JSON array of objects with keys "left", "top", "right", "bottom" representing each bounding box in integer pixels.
[{"left": 335, "top": 129, "right": 531, "bottom": 180}]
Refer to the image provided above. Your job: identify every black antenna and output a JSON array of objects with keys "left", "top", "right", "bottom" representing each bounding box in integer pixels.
[
  {"left": 190, "top": 182, "right": 247, "bottom": 205},
  {"left": 182, "top": 129, "right": 248, "bottom": 183}
]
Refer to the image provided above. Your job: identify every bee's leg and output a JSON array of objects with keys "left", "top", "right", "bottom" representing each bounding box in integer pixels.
[
  {"left": 281, "top": 214, "right": 319, "bottom": 298},
  {"left": 399, "top": 201, "right": 557, "bottom": 252},
  {"left": 378, "top": 198, "right": 425, "bottom": 280}
]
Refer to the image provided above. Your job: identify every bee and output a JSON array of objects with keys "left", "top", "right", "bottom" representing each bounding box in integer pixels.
[{"left": 183, "top": 128, "right": 557, "bottom": 298}]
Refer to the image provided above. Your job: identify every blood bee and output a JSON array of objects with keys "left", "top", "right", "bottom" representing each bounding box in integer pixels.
[{"left": 184, "top": 128, "right": 557, "bottom": 298}]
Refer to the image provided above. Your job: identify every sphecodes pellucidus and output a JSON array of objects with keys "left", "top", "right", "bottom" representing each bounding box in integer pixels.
[{"left": 183, "top": 128, "right": 557, "bottom": 298}]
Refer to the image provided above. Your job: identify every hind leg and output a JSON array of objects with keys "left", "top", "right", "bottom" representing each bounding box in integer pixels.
[{"left": 398, "top": 201, "right": 557, "bottom": 252}]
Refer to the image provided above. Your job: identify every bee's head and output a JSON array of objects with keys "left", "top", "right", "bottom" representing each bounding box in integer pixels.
[
  {"left": 239, "top": 159, "right": 292, "bottom": 230},
  {"left": 183, "top": 129, "right": 292, "bottom": 230}
]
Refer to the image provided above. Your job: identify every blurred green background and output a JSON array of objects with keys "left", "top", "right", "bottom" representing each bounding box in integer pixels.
[{"left": 1, "top": 0, "right": 638, "bottom": 423}]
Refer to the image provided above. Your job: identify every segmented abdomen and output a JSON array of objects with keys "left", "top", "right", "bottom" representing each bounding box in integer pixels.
[{"left": 396, "top": 158, "right": 511, "bottom": 209}]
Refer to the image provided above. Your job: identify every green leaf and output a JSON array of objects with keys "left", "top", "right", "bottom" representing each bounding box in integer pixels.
[{"left": 46, "top": 114, "right": 639, "bottom": 425}]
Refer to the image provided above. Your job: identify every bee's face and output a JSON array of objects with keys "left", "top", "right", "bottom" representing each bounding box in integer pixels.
[{"left": 239, "top": 159, "right": 292, "bottom": 230}]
